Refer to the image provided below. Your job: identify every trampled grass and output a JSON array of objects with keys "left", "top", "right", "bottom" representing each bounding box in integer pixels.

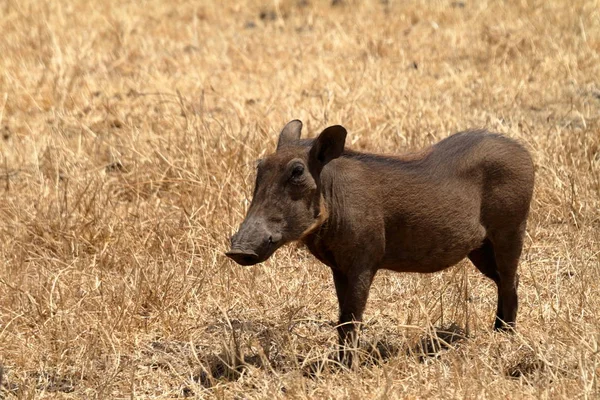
[{"left": 0, "top": 0, "right": 599, "bottom": 398}]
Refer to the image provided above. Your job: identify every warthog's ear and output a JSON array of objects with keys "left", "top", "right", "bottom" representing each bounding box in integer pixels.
[
  {"left": 277, "top": 119, "right": 303, "bottom": 151},
  {"left": 309, "top": 125, "right": 347, "bottom": 175}
]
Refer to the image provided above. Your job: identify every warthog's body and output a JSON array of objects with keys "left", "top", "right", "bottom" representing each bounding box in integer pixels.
[{"left": 227, "top": 120, "right": 534, "bottom": 363}]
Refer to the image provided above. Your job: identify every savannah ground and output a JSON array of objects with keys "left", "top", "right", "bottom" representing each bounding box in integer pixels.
[{"left": 0, "top": 0, "right": 599, "bottom": 398}]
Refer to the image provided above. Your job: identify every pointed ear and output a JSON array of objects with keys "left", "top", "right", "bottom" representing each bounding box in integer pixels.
[
  {"left": 309, "top": 125, "right": 347, "bottom": 175},
  {"left": 277, "top": 120, "right": 303, "bottom": 151}
]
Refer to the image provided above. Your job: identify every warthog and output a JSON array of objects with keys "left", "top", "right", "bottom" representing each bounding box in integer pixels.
[{"left": 226, "top": 120, "right": 534, "bottom": 363}]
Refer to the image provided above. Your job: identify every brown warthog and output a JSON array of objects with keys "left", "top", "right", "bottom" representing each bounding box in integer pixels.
[{"left": 226, "top": 120, "right": 534, "bottom": 363}]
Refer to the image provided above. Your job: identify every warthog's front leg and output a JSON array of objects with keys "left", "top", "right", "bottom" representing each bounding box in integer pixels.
[{"left": 333, "top": 267, "right": 376, "bottom": 367}]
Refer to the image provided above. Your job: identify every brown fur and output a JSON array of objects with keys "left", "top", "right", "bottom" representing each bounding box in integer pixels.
[{"left": 226, "top": 120, "right": 535, "bottom": 365}]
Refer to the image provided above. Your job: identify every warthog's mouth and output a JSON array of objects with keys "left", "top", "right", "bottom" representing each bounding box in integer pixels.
[{"left": 225, "top": 248, "right": 261, "bottom": 266}]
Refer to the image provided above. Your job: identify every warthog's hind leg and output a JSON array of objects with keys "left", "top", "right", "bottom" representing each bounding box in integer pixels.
[
  {"left": 468, "top": 237, "right": 505, "bottom": 329},
  {"left": 490, "top": 223, "right": 527, "bottom": 331}
]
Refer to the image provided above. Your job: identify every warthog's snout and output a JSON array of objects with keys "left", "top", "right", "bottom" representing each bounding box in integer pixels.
[{"left": 226, "top": 221, "right": 282, "bottom": 266}]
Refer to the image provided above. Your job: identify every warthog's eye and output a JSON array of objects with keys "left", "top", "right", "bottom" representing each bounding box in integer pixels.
[{"left": 290, "top": 164, "right": 305, "bottom": 183}]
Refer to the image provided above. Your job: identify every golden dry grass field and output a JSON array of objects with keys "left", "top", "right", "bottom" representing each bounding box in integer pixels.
[{"left": 0, "top": 0, "right": 599, "bottom": 398}]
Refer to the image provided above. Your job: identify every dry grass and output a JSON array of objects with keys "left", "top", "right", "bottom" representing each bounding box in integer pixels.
[{"left": 0, "top": 0, "right": 599, "bottom": 398}]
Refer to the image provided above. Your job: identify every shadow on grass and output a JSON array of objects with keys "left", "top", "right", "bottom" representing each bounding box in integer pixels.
[
  {"left": 189, "top": 322, "right": 468, "bottom": 387},
  {"left": 301, "top": 322, "right": 468, "bottom": 378}
]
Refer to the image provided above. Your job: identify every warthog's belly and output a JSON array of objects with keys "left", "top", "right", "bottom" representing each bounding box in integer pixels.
[{"left": 380, "top": 220, "right": 487, "bottom": 274}]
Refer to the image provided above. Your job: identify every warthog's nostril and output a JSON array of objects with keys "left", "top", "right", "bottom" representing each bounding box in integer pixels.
[{"left": 268, "top": 235, "right": 273, "bottom": 244}]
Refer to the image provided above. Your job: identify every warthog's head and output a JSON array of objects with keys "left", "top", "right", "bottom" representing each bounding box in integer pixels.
[{"left": 226, "top": 120, "right": 346, "bottom": 266}]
